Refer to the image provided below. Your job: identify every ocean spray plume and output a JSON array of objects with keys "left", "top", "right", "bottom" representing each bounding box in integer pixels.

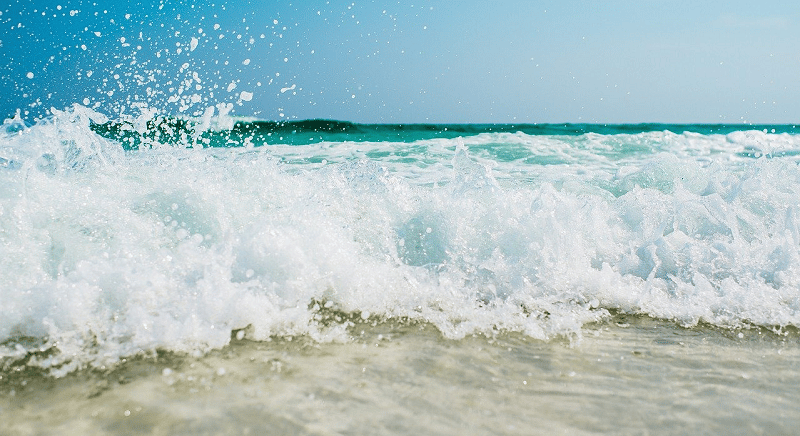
[{"left": 3, "top": 2, "right": 270, "bottom": 128}]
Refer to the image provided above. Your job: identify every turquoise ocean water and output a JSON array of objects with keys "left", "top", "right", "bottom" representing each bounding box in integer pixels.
[{"left": 2, "top": 108, "right": 800, "bottom": 434}]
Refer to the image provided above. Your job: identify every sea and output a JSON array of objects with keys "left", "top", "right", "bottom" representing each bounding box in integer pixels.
[{"left": 2, "top": 107, "right": 800, "bottom": 435}]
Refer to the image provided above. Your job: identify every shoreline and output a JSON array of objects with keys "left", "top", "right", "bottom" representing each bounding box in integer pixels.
[{"left": 3, "top": 317, "right": 799, "bottom": 435}]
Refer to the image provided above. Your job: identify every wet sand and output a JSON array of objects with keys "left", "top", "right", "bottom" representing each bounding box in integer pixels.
[{"left": 2, "top": 316, "right": 799, "bottom": 435}]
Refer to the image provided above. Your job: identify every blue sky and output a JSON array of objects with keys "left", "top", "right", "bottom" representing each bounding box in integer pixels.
[{"left": 2, "top": 0, "right": 799, "bottom": 123}]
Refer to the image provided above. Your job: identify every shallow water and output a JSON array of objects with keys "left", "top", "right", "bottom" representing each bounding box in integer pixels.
[{"left": 3, "top": 316, "right": 798, "bottom": 435}]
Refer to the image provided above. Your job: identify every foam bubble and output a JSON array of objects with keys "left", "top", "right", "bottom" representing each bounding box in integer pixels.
[{"left": 2, "top": 110, "right": 800, "bottom": 376}]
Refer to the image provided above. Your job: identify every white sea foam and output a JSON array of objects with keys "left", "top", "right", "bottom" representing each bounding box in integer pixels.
[{"left": 1, "top": 108, "right": 800, "bottom": 375}]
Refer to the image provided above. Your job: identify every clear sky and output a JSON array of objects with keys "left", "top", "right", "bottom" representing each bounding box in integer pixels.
[{"left": 2, "top": 0, "right": 799, "bottom": 124}]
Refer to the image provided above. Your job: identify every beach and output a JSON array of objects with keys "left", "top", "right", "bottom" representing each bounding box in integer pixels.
[
  {"left": 3, "top": 2, "right": 800, "bottom": 434},
  {"left": 3, "top": 316, "right": 798, "bottom": 435}
]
